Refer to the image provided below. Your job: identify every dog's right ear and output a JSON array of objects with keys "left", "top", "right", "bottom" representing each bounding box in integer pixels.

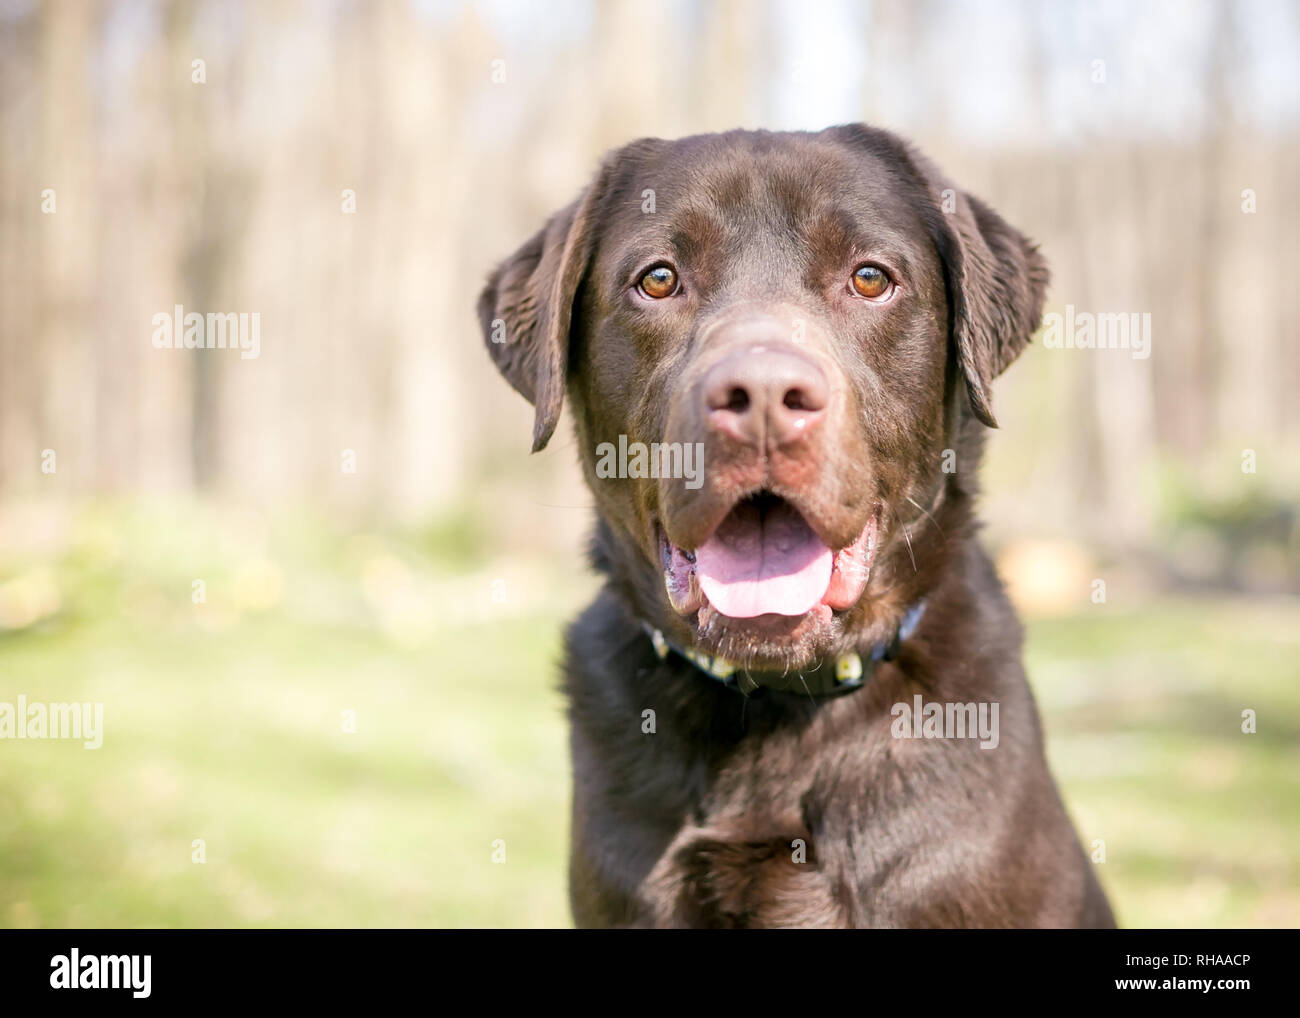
[{"left": 477, "top": 169, "right": 610, "bottom": 453}]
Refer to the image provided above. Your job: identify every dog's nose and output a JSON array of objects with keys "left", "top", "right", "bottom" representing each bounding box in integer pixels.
[{"left": 703, "top": 346, "right": 828, "bottom": 449}]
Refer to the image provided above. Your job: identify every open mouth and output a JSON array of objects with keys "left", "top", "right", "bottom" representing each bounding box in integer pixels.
[{"left": 660, "top": 491, "right": 877, "bottom": 625}]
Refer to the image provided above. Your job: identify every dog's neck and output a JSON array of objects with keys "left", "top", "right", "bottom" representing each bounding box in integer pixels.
[{"left": 640, "top": 599, "right": 926, "bottom": 699}]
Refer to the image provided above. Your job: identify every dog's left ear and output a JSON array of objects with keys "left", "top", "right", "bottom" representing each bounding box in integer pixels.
[
  {"left": 477, "top": 164, "right": 612, "bottom": 452},
  {"left": 833, "top": 124, "right": 1049, "bottom": 427},
  {"left": 928, "top": 188, "right": 1050, "bottom": 428}
]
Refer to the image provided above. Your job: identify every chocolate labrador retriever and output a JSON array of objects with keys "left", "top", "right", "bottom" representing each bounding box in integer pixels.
[{"left": 478, "top": 124, "right": 1115, "bottom": 928}]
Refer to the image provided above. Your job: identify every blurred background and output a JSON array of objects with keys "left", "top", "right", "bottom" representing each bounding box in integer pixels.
[{"left": 1, "top": 0, "right": 1297, "bottom": 928}]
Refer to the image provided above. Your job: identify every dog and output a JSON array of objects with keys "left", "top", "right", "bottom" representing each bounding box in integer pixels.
[{"left": 478, "top": 124, "right": 1115, "bottom": 928}]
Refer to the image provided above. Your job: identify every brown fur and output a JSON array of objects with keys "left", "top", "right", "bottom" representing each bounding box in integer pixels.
[{"left": 478, "top": 124, "right": 1115, "bottom": 928}]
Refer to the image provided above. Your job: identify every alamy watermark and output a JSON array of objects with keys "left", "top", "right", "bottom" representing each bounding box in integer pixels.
[
  {"left": 891, "top": 695, "right": 1000, "bottom": 749},
  {"left": 50, "top": 949, "right": 150, "bottom": 998},
  {"left": 0, "top": 695, "right": 103, "bottom": 749},
  {"left": 594, "top": 436, "right": 705, "bottom": 490},
  {"left": 1042, "top": 305, "right": 1151, "bottom": 360},
  {"left": 151, "top": 304, "right": 260, "bottom": 360}
]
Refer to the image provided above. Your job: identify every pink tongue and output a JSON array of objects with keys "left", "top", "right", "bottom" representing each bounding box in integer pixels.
[{"left": 695, "top": 500, "right": 833, "bottom": 619}]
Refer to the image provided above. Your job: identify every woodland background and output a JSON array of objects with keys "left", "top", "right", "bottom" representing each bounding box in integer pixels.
[{"left": 0, "top": 0, "right": 1297, "bottom": 928}]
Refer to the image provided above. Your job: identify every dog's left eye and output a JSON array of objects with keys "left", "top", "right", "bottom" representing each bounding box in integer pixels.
[{"left": 850, "top": 264, "right": 893, "bottom": 300}]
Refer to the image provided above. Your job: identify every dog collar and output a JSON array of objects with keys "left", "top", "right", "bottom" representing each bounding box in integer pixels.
[{"left": 643, "top": 600, "right": 926, "bottom": 698}]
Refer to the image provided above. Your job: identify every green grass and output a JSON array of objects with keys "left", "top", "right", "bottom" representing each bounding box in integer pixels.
[
  {"left": 1028, "top": 598, "right": 1300, "bottom": 928},
  {"left": 2, "top": 610, "right": 571, "bottom": 927},
  {"left": 1, "top": 500, "right": 1297, "bottom": 927}
]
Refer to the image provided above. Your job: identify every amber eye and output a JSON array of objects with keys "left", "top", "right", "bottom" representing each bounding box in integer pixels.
[
  {"left": 851, "top": 264, "right": 892, "bottom": 300},
  {"left": 639, "top": 265, "right": 678, "bottom": 299}
]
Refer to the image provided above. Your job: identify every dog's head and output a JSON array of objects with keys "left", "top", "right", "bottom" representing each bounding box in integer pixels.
[{"left": 479, "top": 125, "right": 1047, "bottom": 670}]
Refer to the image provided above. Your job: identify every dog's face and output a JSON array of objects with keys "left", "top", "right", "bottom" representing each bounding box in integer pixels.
[{"left": 480, "top": 125, "right": 1047, "bottom": 669}]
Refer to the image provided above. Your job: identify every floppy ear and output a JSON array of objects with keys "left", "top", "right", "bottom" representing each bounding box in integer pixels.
[
  {"left": 831, "top": 124, "right": 1049, "bottom": 428},
  {"left": 930, "top": 189, "right": 1050, "bottom": 428},
  {"left": 477, "top": 170, "right": 609, "bottom": 452}
]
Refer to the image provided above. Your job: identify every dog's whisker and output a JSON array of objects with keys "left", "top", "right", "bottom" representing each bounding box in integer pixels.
[
  {"left": 905, "top": 495, "right": 944, "bottom": 537},
  {"left": 797, "top": 672, "right": 815, "bottom": 705}
]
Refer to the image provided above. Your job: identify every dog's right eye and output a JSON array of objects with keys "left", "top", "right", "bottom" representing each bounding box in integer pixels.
[{"left": 638, "top": 265, "right": 678, "bottom": 299}]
